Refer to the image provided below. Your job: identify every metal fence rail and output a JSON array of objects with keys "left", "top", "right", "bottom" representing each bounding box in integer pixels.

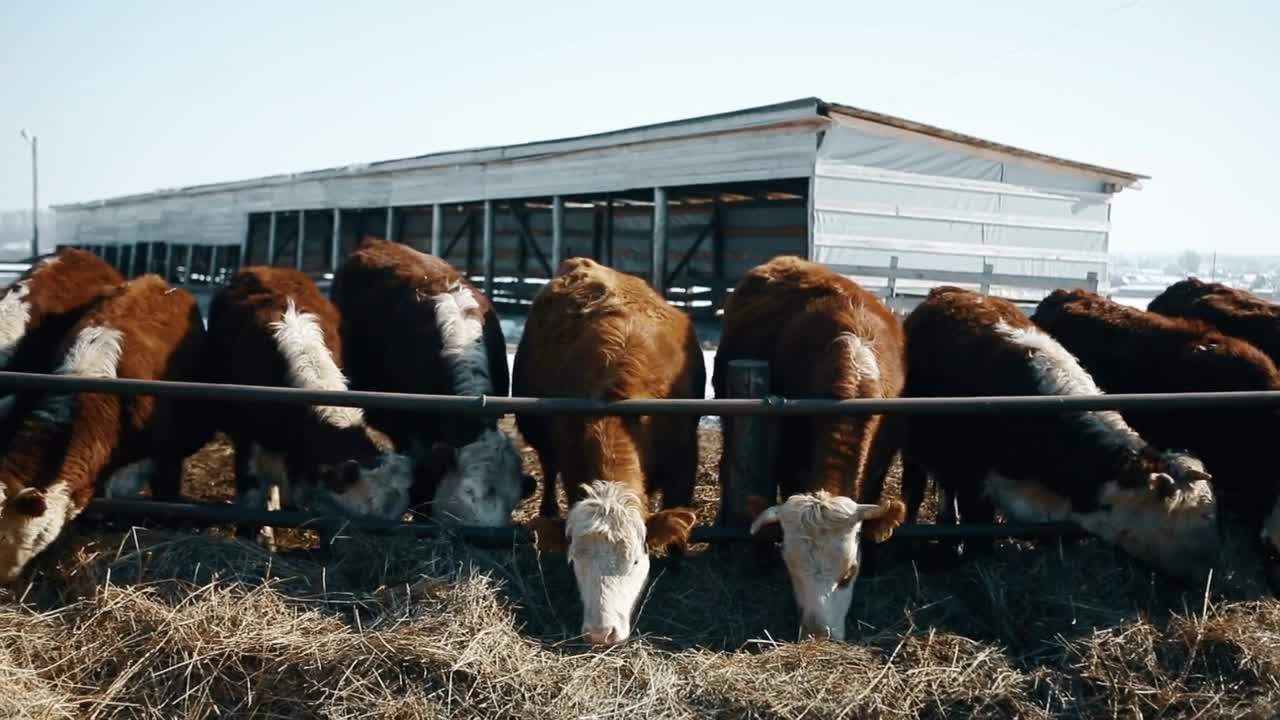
[
  {"left": 81, "top": 499, "right": 1087, "bottom": 546},
  {"left": 1, "top": 368, "right": 1263, "bottom": 546},
  {"left": 3, "top": 370, "right": 1280, "bottom": 416}
]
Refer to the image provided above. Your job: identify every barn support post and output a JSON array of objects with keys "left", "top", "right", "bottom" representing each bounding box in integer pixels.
[
  {"left": 482, "top": 199, "right": 495, "bottom": 297},
  {"left": 717, "top": 359, "right": 776, "bottom": 544},
  {"left": 604, "top": 195, "right": 615, "bottom": 266},
  {"left": 385, "top": 206, "right": 396, "bottom": 243},
  {"left": 591, "top": 203, "right": 602, "bottom": 260},
  {"left": 296, "top": 210, "right": 306, "bottom": 271},
  {"left": 887, "top": 255, "right": 900, "bottom": 298},
  {"left": 652, "top": 187, "right": 668, "bottom": 295},
  {"left": 266, "top": 211, "right": 277, "bottom": 266},
  {"left": 980, "top": 262, "right": 994, "bottom": 294},
  {"left": 509, "top": 202, "right": 552, "bottom": 277},
  {"left": 550, "top": 196, "right": 564, "bottom": 271},
  {"left": 711, "top": 196, "right": 727, "bottom": 309},
  {"left": 210, "top": 245, "right": 221, "bottom": 285},
  {"left": 165, "top": 243, "right": 177, "bottom": 283},
  {"left": 330, "top": 208, "right": 342, "bottom": 272},
  {"left": 184, "top": 244, "right": 195, "bottom": 284},
  {"left": 1086, "top": 271, "right": 1099, "bottom": 292},
  {"left": 513, "top": 202, "right": 528, "bottom": 280},
  {"left": 430, "top": 204, "right": 443, "bottom": 255},
  {"left": 140, "top": 242, "right": 152, "bottom": 277}
]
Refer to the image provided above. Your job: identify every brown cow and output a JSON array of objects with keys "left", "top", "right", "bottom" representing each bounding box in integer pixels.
[
  {"left": 0, "top": 275, "right": 212, "bottom": 582},
  {"left": 1033, "top": 288, "right": 1280, "bottom": 566},
  {"left": 514, "top": 257, "right": 701, "bottom": 646},
  {"left": 0, "top": 249, "right": 123, "bottom": 424},
  {"left": 1149, "top": 278, "right": 1280, "bottom": 366},
  {"left": 332, "top": 238, "right": 532, "bottom": 526},
  {"left": 712, "top": 256, "right": 906, "bottom": 641},
  {"left": 902, "top": 287, "right": 1220, "bottom": 582},
  {"left": 207, "top": 267, "right": 413, "bottom": 541}
]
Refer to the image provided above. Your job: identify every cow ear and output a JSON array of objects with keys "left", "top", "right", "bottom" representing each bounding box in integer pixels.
[
  {"left": 1148, "top": 472, "right": 1177, "bottom": 500},
  {"left": 521, "top": 474, "right": 538, "bottom": 500},
  {"left": 6, "top": 487, "right": 46, "bottom": 517},
  {"left": 645, "top": 508, "right": 697, "bottom": 556},
  {"left": 859, "top": 500, "right": 906, "bottom": 543}
]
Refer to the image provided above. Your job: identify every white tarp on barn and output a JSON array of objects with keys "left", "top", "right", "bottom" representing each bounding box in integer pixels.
[{"left": 811, "top": 112, "right": 1115, "bottom": 298}]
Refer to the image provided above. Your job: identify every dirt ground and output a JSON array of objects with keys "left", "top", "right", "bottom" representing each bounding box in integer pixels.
[{"left": 2, "top": 423, "right": 1279, "bottom": 718}]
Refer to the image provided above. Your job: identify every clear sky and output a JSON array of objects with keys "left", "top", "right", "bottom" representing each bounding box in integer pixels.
[{"left": 1, "top": 0, "right": 1276, "bottom": 252}]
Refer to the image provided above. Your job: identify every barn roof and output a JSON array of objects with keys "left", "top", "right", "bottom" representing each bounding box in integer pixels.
[{"left": 54, "top": 97, "right": 1147, "bottom": 210}]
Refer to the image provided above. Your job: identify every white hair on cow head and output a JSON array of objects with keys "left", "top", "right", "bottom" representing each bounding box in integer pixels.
[
  {"left": 0, "top": 481, "right": 75, "bottom": 583},
  {"left": 269, "top": 298, "right": 364, "bottom": 429},
  {"left": 430, "top": 428, "right": 530, "bottom": 527},
  {"left": 431, "top": 283, "right": 492, "bottom": 398},
  {"left": 565, "top": 480, "right": 651, "bottom": 647},
  {"left": 751, "top": 491, "right": 904, "bottom": 642}
]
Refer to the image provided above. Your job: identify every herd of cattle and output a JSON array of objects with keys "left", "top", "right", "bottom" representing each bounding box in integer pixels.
[{"left": 0, "top": 239, "right": 1278, "bottom": 645}]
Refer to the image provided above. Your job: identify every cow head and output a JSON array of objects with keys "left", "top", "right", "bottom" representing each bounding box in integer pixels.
[
  {"left": 305, "top": 428, "right": 414, "bottom": 520},
  {"left": 557, "top": 480, "right": 695, "bottom": 646},
  {"left": 750, "top": 491, "right": 905, "bottom": 642},
  {"left": 0, "top": 484, "right": 71, "bottom": 583},
  {"left": 1076, "top": 452, "right": 1220, "bottom": 582},
  {"left": 429, "top": 429, "right": 536, "bottom": 527}
]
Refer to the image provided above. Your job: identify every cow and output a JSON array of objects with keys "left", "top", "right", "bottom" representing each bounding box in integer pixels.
[
  {"left": 1032, "top": 287, "right": 1280, "bottom": 566},
  {"left": 0, "top": 274, "right": 212, "bottom": 582},
  {"left": 0, "top": 248, "right": 123, "bottom": 424},
  {"left": 712, "top": 256, "right": 906, "bottom": 641},
  {"left": 513, "top": 257, "right": 702, "bottom": 646},
  {"left": 901, "top": 286, "right": 1220, "bottom": 582},
  {"left": 331, "top": 238, "right": 533, "bottom": 527},
  {"left": 1149, "top": 278, "right": 1280, "bottom": 367},
  {"left": 206, "top": 267, "right": 414, "bottom": 542}
]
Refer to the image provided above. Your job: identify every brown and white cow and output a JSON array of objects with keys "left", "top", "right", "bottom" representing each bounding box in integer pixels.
[
  {"left": 514, "top": 257, "right": 702, "bottom": 646},
  {"left": 332, "top": 238, "right": 533, "bottom": 526},
  {"left": 902, "top": 287, "right": 1220, "bottom": 582},
  {"left": 713, "top": 256, "right": 906, "bottom": 641},
  {"left": 207, "top": 267, "right": 414, "bottom": 535},
  {"left": 1033, "top": 288, "right": 1280, "bottom": 566},
  {"left": 0, "top": 248, "right": 123, "bottom": 424},
  {"left": 0, "top": 274, "right": 212, "bottom": 582},
  {"left": 1149, "top": 278, "right": 1280, "bottom": 367}
]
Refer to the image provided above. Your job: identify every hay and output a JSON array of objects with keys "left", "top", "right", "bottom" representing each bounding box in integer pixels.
[{"left": 2, "top": 429, "right": 1279, "bottom": 718}]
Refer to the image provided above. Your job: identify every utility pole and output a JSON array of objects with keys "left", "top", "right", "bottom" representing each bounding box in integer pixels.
[{"left": 18, "top": 130, "right": 38, "bottom": 259}]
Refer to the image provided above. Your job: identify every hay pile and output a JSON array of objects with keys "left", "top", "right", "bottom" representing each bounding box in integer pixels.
[{"left": 2, "top": 430, "right": 1280, "bottom": 718}]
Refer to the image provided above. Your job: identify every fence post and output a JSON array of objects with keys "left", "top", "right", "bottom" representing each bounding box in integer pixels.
[
  {"left": 980, "top": 262, "right": 994, "bottom": 294},
  {"left": 887, "top": 255, "right": 899, "bottom": 298},
  {"left": 718, "top": 360, "right": 775, "bottom": 530}
]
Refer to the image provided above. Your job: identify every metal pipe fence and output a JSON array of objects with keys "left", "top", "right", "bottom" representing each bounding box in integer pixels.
[
  {"left": 0, "top": 368, "right": 1264, "bottom": 546},
  {"left": 3, "top": 371, "right": 1280, "bottom": 416}
]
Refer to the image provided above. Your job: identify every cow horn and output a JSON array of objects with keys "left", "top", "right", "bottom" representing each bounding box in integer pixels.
[{"left": 749, "top": 506, "right": 781, "bottom": 534}]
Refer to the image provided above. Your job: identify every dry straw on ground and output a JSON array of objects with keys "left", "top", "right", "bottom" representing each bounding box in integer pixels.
[{"left": 2, "top": 429, "right": 1280, "bottom": 719}]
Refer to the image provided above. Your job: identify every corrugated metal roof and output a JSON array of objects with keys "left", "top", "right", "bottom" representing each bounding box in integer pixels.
[{"left": 53, "top": 97, "right": 1146, "bottom": 210}]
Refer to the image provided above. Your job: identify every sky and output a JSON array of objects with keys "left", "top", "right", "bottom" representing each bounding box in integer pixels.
[{"left": 0, "top": 0, "right": 1276, "bottom": 253}]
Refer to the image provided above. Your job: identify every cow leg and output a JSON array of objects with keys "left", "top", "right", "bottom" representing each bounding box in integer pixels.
[
  {"left": 537, "top": 448, "right": 560, "bottom": 518},
  {"left": 233, "top": 439, "right": 278, "bottom": 551},
  {"left": 654, "top": 424, "right": 700, "bottom": 569},
  {"left": 858, "top": 413, "right": 904, "bottom": 505}
]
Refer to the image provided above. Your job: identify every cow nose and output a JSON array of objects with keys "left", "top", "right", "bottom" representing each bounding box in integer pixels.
[{"left": 585, "top": 625, "right": 622, "bottom": 646}]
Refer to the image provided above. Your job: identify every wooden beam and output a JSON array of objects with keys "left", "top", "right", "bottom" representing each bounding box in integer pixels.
[
  {"left": 604, "top": 195, "right": 615, "bottom": 266},
  {"left": 652, "top": 187, "right": 668, "bottom": 294},
  {"left": 386, "top": 206, "right": 396, "bottom": 242},
  {"left": 508, "top": 201, "right": 552, "bottom": 277},
  {"left": 712, "top": 196, "right": 727, "bottom": 308},
  {"left": 442, "top": 211, "right": 473, "bottom": 259},
  {"left": 210, "top": 245, "right": 221, "bottom": 285},
  {"left": 665, "top": 209, "right": 717, "bottom": 288},
  {"left": 185, "top": 244, "right": 195, "bottom": 284}
]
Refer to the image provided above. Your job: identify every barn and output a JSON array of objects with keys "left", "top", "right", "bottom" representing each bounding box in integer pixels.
[{"left": 51, "top": 98, "right": 1145, "bottom": 316}]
